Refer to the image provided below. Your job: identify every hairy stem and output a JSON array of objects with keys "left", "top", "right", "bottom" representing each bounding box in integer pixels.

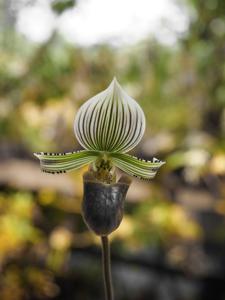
[{"left": 101, "top": 235, "right": 114, "bottom": 300}]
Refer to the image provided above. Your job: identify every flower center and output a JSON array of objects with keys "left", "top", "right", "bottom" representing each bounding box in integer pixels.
[{"left": 90, "top": 153, "right": 116, "bottom": 184}]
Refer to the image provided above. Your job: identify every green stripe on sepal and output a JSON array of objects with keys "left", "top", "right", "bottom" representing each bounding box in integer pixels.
[
  {"left": 110, "top": 152, "right": 165, "bottom": 180},
  {"left": 34, "top": 150, "right": 100, "bottom": 174},
  {"left": 74, "top": 78, "right": 145, "bottom": 153}
]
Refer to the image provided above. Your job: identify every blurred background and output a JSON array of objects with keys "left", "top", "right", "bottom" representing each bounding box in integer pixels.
[{"left": 0, "top": 0, "right": 225, "bottom": 299}]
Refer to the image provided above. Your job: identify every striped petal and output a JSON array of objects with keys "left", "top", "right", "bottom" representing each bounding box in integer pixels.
[
  {"left": 74, "top": 78, "right": 145, "bottom": 153},
  {"left": 34, "top": 150, "right": 99, "bottom": 174},
  {"left": 110, "top": 152, "right": 165, "bottom": 180}
]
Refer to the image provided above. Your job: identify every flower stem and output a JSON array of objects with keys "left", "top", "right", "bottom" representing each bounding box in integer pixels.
[{"left": 101, "top": 235, "right": 114, "bottom": 300}]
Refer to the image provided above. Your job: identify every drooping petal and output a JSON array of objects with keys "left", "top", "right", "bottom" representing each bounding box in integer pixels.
[
  {"left": 110, "top": 152, "right": 165, "bottom": 180},
  {"left": 34, "top": 150, "right": 99, "bottom": 174},
  {"left": 74, "top": 78, "right": 146, "bottom": 153}
]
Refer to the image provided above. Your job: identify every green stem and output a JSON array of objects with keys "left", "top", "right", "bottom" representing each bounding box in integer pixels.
[{"left": 101, "top": 235, "right": 114, "bottom": 300}]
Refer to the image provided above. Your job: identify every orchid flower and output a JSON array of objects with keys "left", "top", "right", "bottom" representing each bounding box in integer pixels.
[{"left": 34, "top": 78, "right": 165, "bottom": 181}]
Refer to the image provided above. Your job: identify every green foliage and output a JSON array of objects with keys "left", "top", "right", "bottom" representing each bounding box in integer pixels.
[{"left": 51, "top": 0, "right": 76, "bottom": 15}]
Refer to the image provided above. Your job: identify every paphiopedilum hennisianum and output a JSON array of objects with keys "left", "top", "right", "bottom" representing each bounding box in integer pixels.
[
  {"left": 34, "top": 78, "right": 165, "bottom": 300},
  {"left": 34, "top": 78, "right": 165, "bottom": 182}
]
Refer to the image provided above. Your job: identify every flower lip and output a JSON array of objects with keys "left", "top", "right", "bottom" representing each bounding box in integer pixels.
[{"left": 74, "top": 77, "right": 146, "bottom": 153}]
